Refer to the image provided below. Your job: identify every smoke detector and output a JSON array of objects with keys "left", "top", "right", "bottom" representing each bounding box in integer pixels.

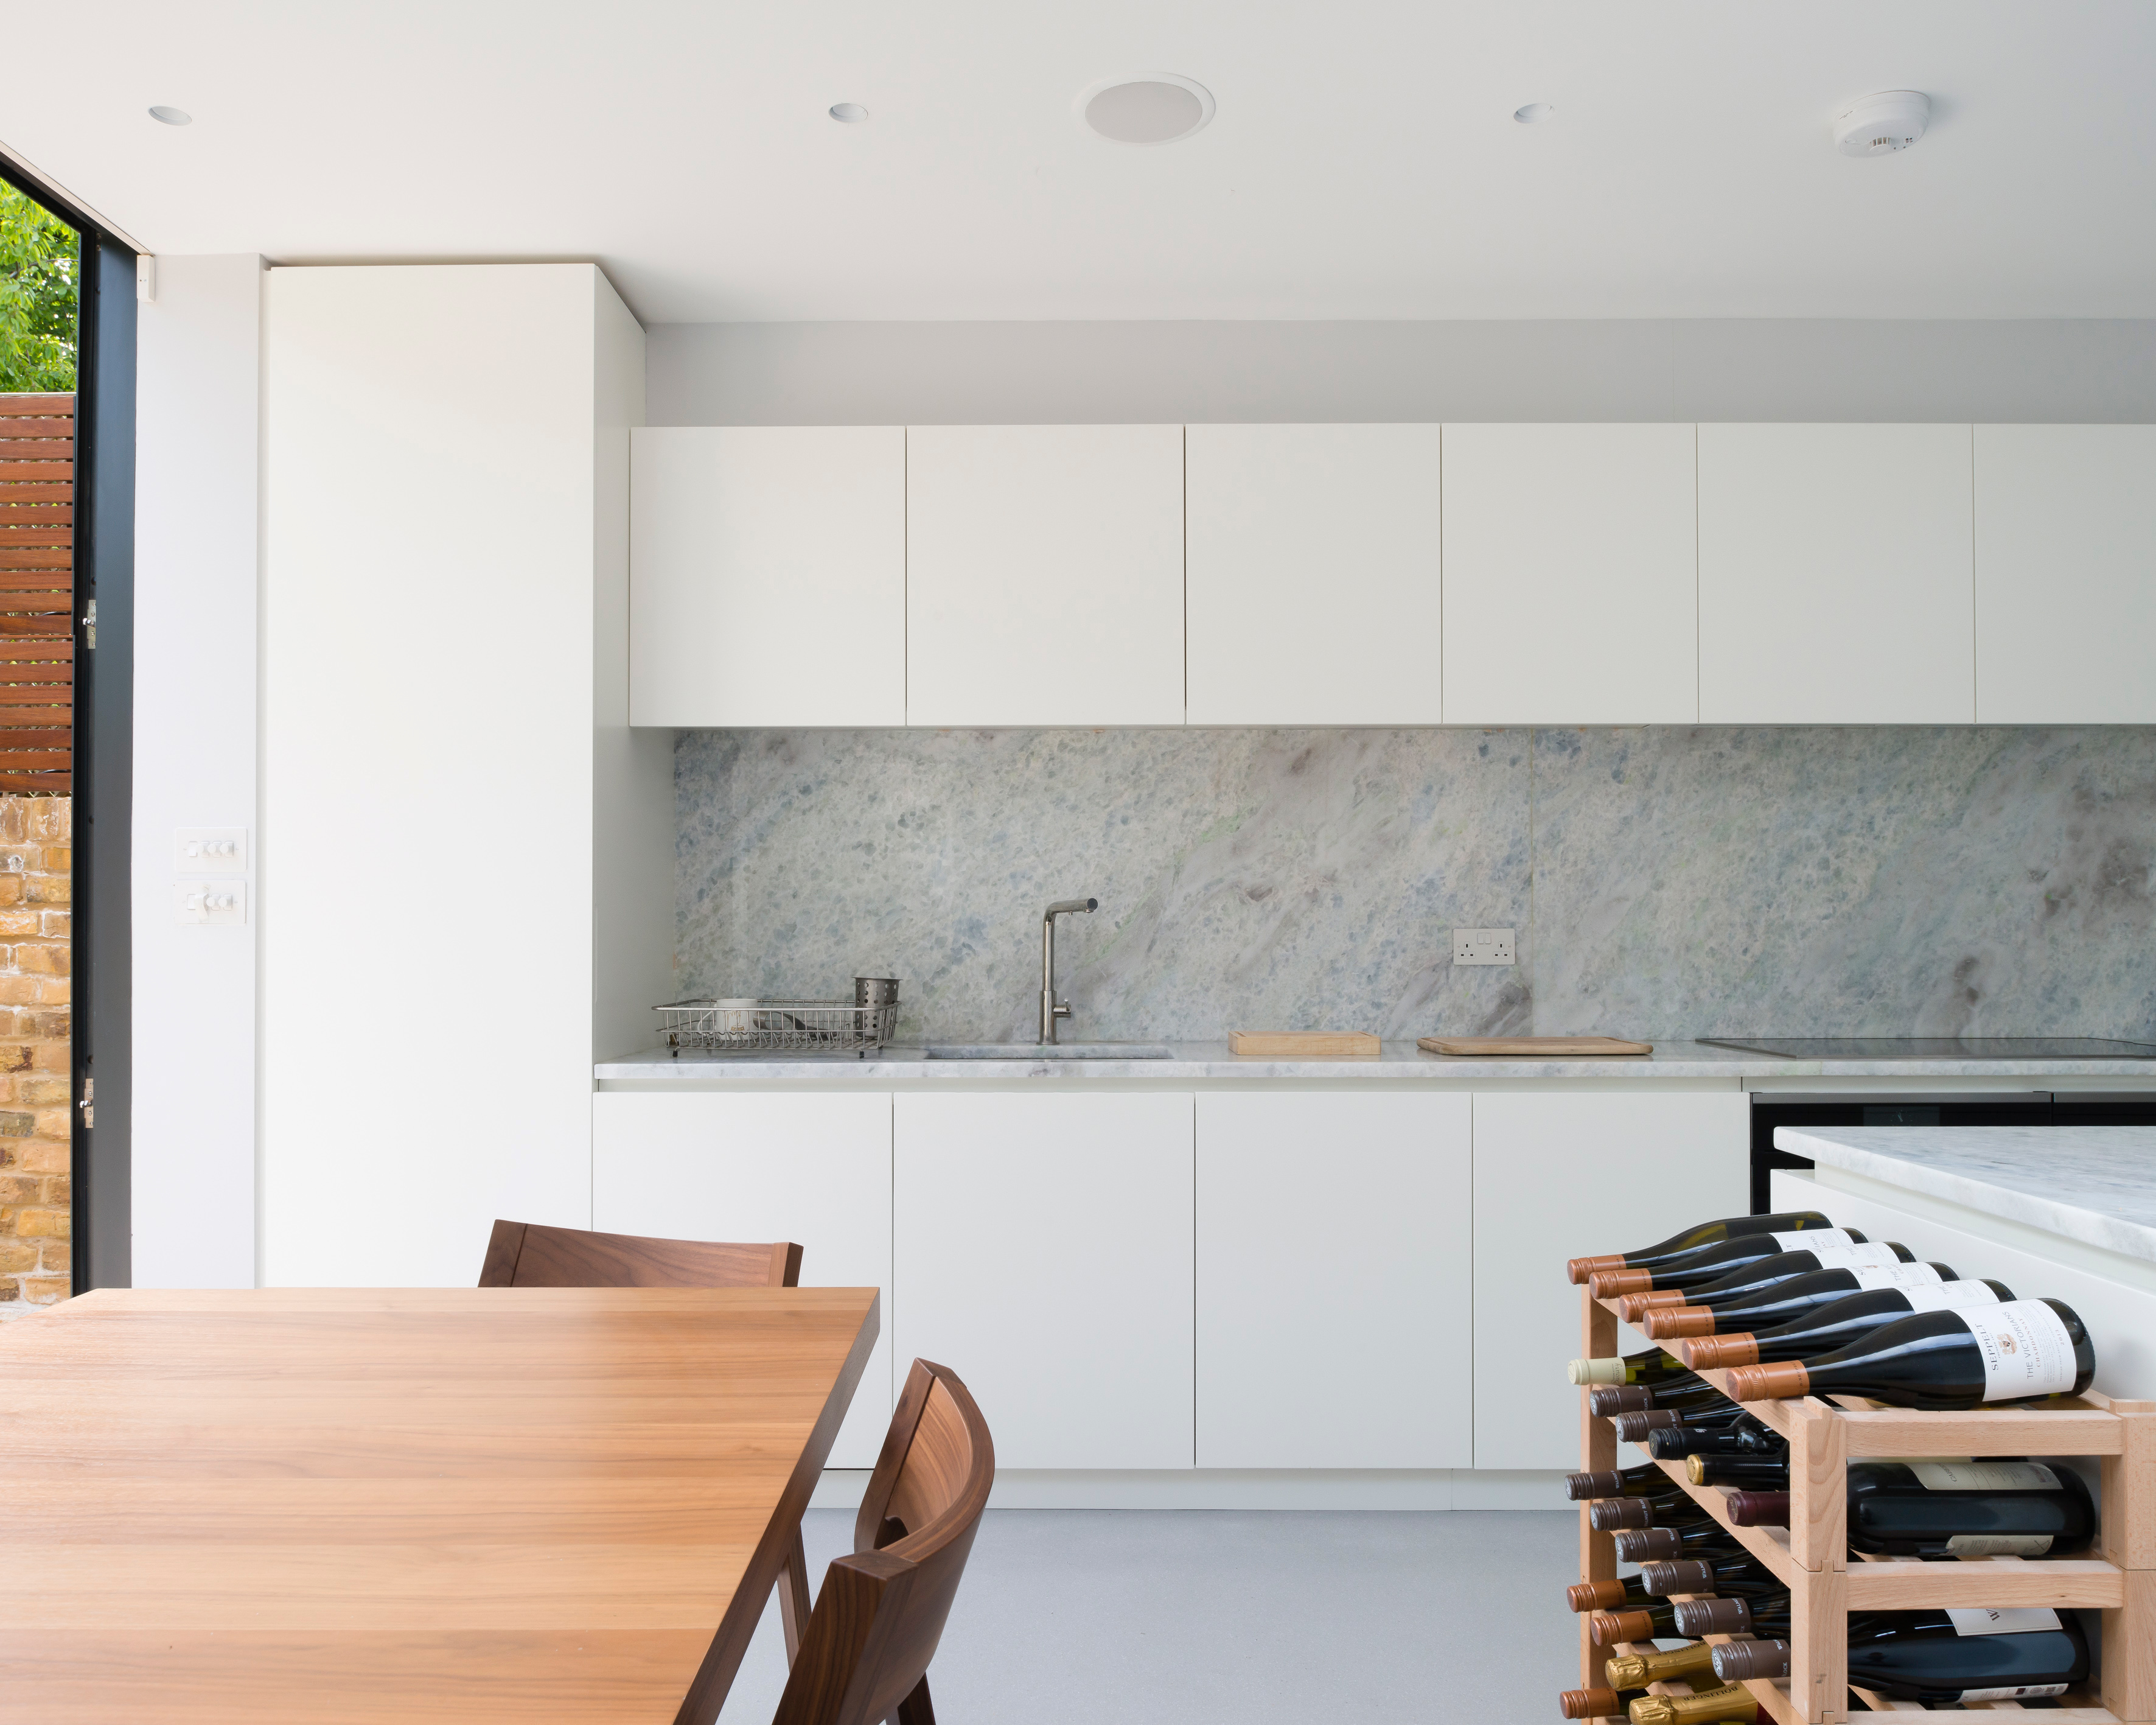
[
  {"left": 1834, "top": 91, "right": 1930, "bottom": 157},
  {"left": 1076, "top": 74, "right": 1215, "bottom": 144}
]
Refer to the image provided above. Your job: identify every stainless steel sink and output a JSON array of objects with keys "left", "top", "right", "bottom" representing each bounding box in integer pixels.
[{"left": 922, "top": 1042, "right": 1176, "bottom": 1060}]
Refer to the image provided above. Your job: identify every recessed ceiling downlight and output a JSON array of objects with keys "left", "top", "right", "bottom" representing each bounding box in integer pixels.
[
  {"left": 148, "top": 105, "right": 192, "bottom": 126},
  {"left": 1834, "top": 90, "right": 1930, "bottom": 157},
  {"left": 1514, "top": 102, "right": 1554, "bottom": 124},
  {"left": 1078, "top": 73, "right": 1215, "bottom": 144},
  {"left": 829, "top": 102, "right": 868, "bottom": 124}
]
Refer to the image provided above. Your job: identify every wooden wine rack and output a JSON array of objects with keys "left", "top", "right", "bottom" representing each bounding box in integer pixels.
[{"left": 1579, "top": 1284, "right": 2156, "bottom": 1723}]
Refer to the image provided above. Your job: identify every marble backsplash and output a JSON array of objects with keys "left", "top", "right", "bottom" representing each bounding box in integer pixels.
[{"left": 674, "top": 727, "right": 2156, "bottom": 1046}]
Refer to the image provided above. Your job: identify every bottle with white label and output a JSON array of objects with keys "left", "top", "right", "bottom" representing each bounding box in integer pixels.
[
  {"left": 1586, "top": 1222, "right": 1859, "bottom": 1298},
  {"left": 1714, "top": 1608, "right": 2088, "bottom": 1704},
  {"left": 1846, "top": 1458, "right": 2096, "bottom": 1556},
  {"left": 1724, "top": 1296, "right": 2096, "bottom": 1409},
  {"left": 1643, "top": 1251, "right": 1947, "bottom": 1340},
  {"left": 1682, "top": 1278, "right": 2014, "bottom": 1371}
]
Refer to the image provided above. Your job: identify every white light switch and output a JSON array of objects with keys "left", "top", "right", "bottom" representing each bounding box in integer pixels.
[
  {"left": 176, "top": 827, "right": 248, "bottom": 873},
  {"left": 175, "top": 880, "right": 247, "bottom": 925},
  {"left": 1453, "top": 928, "right": 1516, "bottom": 966}
]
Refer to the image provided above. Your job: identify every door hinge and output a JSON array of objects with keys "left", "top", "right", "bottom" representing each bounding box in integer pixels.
[
  {"left": 78, "top": 1076, "right": 92, "bottom": 1129},
  {"left": 82, "top": 597, "right": 96, "bottom": 651}
]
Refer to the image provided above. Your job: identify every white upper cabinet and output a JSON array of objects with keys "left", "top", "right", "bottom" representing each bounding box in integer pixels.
[
  {"left": 1185, "top": 424, "right": 1442, "bottom": 724},
  {"left": 629, "top": 425, "right": 905, "bottom": 727},
  {"left": 1698, "top": 424, "right": 1975, "bottom": 724},
  {"left": 1974, "top": 425, "right": 2156, "bottom": 723},
  {"left": 905, "top": 425, "right": 1185, "bottom": 727},
  {"left": 1440, "top": 424, "right": 1699, "bottom": 725}
]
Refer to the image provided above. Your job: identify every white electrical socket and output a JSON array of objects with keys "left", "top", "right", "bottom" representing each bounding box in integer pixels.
[
  {"left": 175, "top": 881, "right": 247, "bottom": 925},
  {"left": 1453, "top": 928, "right": 1516, "bottom": 966},
  {"left": 175, "top": 827, "right": 248, "bottom": 873}
]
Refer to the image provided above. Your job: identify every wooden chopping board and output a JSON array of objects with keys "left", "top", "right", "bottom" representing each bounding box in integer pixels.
[
  {"left": 1230, "top": 1030, "right": 1381, "bottom": 1057},
  {"left": 1418, "top": 1035, "right": 1653, "bottom": 1057}
]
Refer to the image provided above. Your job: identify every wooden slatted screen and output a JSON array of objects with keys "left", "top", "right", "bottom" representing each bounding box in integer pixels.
[{"left": 0, "top": 392, "right": 75, "bottom": 794}]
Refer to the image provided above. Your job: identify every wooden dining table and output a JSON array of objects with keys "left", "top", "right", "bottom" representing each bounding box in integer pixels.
[{"left": 0, "top": 1284, "right": 879, "bottom": 1724}]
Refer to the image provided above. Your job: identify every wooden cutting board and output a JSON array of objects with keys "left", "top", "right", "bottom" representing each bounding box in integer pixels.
[
  {"left": 1418, "top": 1035, "right": 1653, "bottom": 1057},
  {"left": 1230, "top": 1030, "right": 1381, "bottom": 1057}
]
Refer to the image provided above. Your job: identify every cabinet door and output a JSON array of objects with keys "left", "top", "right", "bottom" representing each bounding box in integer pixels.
[
  {"left": 1185, "top": 424, "right": 1442, "bottom": 724},
  {"left": 592, "top": 1090, "right": 894, "bottom": 1467},
  {"left": 893, "top": 1091, "right": 1195, "bottom": 1468},
  {"left": 1196, "top": 1091, "right": 1471, "bottom": 1468},
  {"left": 1442, "top": 424, "right": 1698, "bottom": 725},
  {"left": 1975, "top": 425, "right": 2156, "bottom": 723},
  {"left": 1471, "top": 1091, "right": 1747, "bottom": 1469},
  {"left": 628, "top": 426, "right": 904, "bottom": 726},
  {"left": 1699, "top": 424, "right": 1974, "bottom": 723},
  {"left": 905, "top": 425, "right": 1185, "bottom": 726}
]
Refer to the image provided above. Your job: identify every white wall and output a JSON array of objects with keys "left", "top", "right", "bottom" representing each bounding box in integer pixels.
[
  {"left": 131, "top": 254, "right": 263, "bottom": 1288},
  {"left": 262, "top": 262, "right": 633, "bottom": 1286},
  {"left": 647, "top": 318, "right": 2156, "bottom": 427}
]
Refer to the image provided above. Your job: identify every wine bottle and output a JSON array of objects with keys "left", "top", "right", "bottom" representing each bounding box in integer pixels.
[
  {"left": 1714, "top": 1609, "right": 2089, "bottom": 1705},
  {"left": 1587, "top": 1491, "right": 1720, "bottom": 1531},
  {"left": 1681, "top": 1278, "right": 2012, "bottom": 1370},
  {"left": 1567, "top": 1211, "right": 1833, "bottom": 1285},
  {"left": 1672, "top": 1592, "right": 1791, "bottom": 1638},
  {"left": 1566, "top": 1462, "right": 1663, "bottom": 1501},
  {"left": 1566, "top": 1573, "right": 1658, "bottom": 1613},
  {"left": 1627, "top": 1684, "right": 1759, "bottom": 1725},
  {"left": 1588, "top": 1224, "right": 1861, "bottom": 1298},
  {"left": 1645, "top": 1242, "right": 1916, "bottom": 1331},
  {"left": 1686, "top": 1455, "right": 1790, "bottom": 1491},
  {"left": 1605, "top": 1642, "right": 1717, "bottom": 1690},
  {"left": 1610, "top": 1402, "right": 1742, "bottom": 1444},
  {"left": 1647, "top": 1414, "right": 1785, "bottom": 1460},
  {"left": 1610, "top": 1522, "right": 1747, "bottom": 1563},
  {"left": 1638, "top": 1555, "right": 1780, "bottom": 1598},
  {"left": 1560, "top": 1685, "right": 1642, "bottom": 1720},
  {"left": 1586, "top": 1379, "right": 1714, "bottom": 1417},
  {"left": 1724, "top": 1490, "right": 1790, "bottom": 1528},
  {"left": 1724, "top": 1298, "right": 2095, "bottom": 1410},
  {"left": 1845, "top": 1459, "right": 2095, "bottom": 1557},
  {"left": 1588, "top": 1598, "right": 1689, "bottom": 1645},
  {"left": 1643, "top": 1254, "right": 1948, "bottom": 1340},
  {"left": 1569, "top": 1346, "right": 1691, "bottom": 1387}
]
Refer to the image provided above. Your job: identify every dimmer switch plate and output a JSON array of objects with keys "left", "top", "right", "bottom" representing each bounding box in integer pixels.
[
  {"left": 1453, "top": 928, "right": 1516, "bottom": 966},
  {"left": 176, "top": 827, "right": 248, "bottom": 873},
  {"left": 176, "top": 881, "right": 247, "bottom": 925}
]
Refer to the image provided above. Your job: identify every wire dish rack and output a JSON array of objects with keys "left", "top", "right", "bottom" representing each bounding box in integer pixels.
[{"left": 655, "top": 999, "right": 899, "bottom": 1054}]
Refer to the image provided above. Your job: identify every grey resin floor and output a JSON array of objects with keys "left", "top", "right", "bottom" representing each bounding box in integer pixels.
[{"left": 719, "top": 1509, "right": 1577, "bottom": 1723}]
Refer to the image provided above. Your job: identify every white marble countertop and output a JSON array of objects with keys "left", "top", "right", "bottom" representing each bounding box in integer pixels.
[
  {"left": 1777, "top": 1125, "right": 2156, "bottom": 1265},
  {"left": 595, "top": 1041, "right": 2156, "bottom": 1085}
]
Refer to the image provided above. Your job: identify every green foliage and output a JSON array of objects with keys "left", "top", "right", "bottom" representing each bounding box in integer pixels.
[{"left": 0, "top": 181, "right": 78, "bottom": 393}]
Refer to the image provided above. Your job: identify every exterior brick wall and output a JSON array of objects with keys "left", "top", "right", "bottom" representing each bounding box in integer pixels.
[{"left": 0, "top": 796, "right": 69, "bottom": 1317}]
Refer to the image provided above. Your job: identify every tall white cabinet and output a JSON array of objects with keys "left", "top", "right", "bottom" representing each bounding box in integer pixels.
[
  {"left": 1441, "top": 424, "right": 1699, "bottom": 725},
  {"left": 905, "top": 425, "right": 1185, "bottom": 726},
  {"left": 1184, "top": 424, "right": 1442, "bottom": 724},
  {"left": 1469, "top": 1090, "right": 1749, "bottom": 1469},
  {"left": 1195, "top": 1091, "right": 1473, "bottom": 1468},
  {"left": 1973, "top": 424, "right": 2156, "bottom": 723},
  {"left": 627, "top": 426, "right": 905, "bottom": 727},
  {"left": 1698, "top": 424, "right": 1976, "bottom": 724},
  {"left": 891, "top": 1091, "right": 1196, "bottom": 1468}
]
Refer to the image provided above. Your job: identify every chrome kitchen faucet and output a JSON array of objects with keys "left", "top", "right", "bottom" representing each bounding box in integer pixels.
[{"left": 1038, "top": 897, "right": 1098, "bottom": 1044}]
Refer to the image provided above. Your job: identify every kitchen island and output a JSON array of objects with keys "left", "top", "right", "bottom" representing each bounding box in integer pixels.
[{"left": 1773, "top": 1124, "right": 2156, "bottom": 1399}]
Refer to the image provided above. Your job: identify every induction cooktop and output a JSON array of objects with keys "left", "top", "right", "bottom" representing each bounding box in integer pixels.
[{"left": 1700, "top": 1036, "right": 2156, "bottom": 1060}]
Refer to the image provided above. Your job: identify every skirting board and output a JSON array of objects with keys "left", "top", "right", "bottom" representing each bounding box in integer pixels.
[{"left": 809, "top": 1468, "right": 1573, "bottom": 1512}]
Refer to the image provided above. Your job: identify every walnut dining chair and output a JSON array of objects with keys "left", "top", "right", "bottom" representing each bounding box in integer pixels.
[
  {"left": 772, "top": 1357, "right": 995, "bottom": 1725},
  {"left": 478, "top": 1218, "right": 815, "bottom": 1659}
]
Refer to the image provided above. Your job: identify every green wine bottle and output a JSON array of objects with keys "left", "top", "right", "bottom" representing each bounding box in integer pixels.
[{"left": 1725, "top": 1298, "right": 2095, "bottom": 1410}]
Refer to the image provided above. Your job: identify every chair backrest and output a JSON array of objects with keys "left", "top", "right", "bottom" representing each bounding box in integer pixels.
[
  {"left": 772, "top": 1359, "right": 994, "bottom": 1725},
  {"left": 478, "top": 1219, "right": 802, "bottom": 1289}
]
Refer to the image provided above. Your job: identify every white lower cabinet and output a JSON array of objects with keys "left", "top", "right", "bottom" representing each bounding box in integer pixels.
[
  {"left": 1196, "top": 1091, "right": 1473, "bottom": 1468},
  {"left": 1470, "top": 1091, "right": 1748, "bottom": 1469},
  {"left": 591, "top": 1090, "right": 895, "bottom": 1468},
  {"left": 892, "top": 1091, "right": 1196, "bottom": 1469}
]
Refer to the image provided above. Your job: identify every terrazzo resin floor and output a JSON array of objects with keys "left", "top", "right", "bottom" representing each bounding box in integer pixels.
[
  {"left": 717, "top": 1508, "right": 1578, "bottom": 1724},
  {"left": 675, "top": 725, "right": 2156, "bottom": 1046}
]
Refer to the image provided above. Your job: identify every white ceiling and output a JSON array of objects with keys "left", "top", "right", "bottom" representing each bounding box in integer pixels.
[{"left": 8, "top": 1, "right": 2156, "bottom": 324}]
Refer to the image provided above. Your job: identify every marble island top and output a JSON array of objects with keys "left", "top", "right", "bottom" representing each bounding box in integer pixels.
[
  {"left": 1778, "top": 1125, "right": 2156, "bottom": 1265},
  {"left": 595, "top": 1041, "right": 2156, "bottom": 1085}
]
